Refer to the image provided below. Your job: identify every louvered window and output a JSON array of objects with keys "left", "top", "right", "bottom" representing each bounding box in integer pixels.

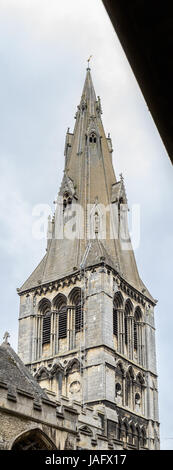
[
  {"left": 134, "top": 320, "right": 138, "bottom": 350},
  {"left": 125, "top": 315, "right": 128, "bottom": 345},
  {"left": 113, "top": 308, "right": 118, "bottom": 336},
  {"left": 75, "top": 303, "right": 83, "bottom": 333},
  {"left": 58, "top": 306, "right": 67, "bottom": 339},
  {"left": 42, "top": 312, "right": 51, "bottom": 344}
]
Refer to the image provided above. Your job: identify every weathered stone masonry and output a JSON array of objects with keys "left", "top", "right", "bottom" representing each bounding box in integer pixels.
[{"left": 0, "top": 67, "right": 160, "bottom": 450}]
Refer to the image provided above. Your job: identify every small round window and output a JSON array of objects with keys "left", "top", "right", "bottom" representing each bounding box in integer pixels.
[{"left": 135, "top": 393, "right": 141, "bottom": 404}]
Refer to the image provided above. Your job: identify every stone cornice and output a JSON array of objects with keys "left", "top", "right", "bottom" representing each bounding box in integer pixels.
[
  {"left": 17, "top": 262, "right": 155, "bottom": 307},
  {"left": 0, "top": 405, "right": 77, "bottom": 434},
  {"left": 17, "top": 271, "right": 81, "bottom": 296},
  {"left": 26, "top": 343, "right": 158, "bottom": 379}
]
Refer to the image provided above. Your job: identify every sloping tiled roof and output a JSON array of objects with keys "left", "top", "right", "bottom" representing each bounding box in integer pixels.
[{"left": 0, "top": 341, "right": 48, "bottom": 400}]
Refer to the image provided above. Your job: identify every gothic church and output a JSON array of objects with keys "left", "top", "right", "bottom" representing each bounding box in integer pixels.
[{"left": 0, "top": 67, "right": 160, "bottom": 450}]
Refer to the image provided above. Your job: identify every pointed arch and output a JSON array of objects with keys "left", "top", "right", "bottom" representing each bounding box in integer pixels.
[
  {"left": 87, "top": 119, "right": 100, "bottom": 141},
  {"left": 38, "top": 298, "right": 51, "bottom": 345},
  {"left": 134, "top": 307, "right": 142, "bottom": 350},
  {"left": 38, "top": 298, "right": 51, "bottom": 315},
  {"left": 63, "top": 191, "right": 73, "bottom": 212},
  {"left": 78, "top": 425, "right": 93, "bottom": 436},
  {"left": 50, "top": 362, "right": 64, "bottom": 395},
  {"left": 116, "top": 360, "right": 125, "bottom": 375},
  {"left": 113, "top": 291, "right": 124, "bottom": 308},
  {"left": 129, "top": 420, "right": 136, "bottom": 434},
  {"left": 124, "top": 298, "right": 133, "bottom": 314},
  {"left": 113, "top": 291, "right": 124, "bottom": 339},
  {"left": 35, "top": 366, "right": 50, "bottom": 381},
  {"left": 136, "top": 372, "right": 145, "bottom": 385},
  {"left": 65, "top": 357, "right": 81, "bottom": 374},
  {"left": 124, "top": 299, "right": 133, "bottom": 346},
  {"left": 133, "top": 306, "right": 144, "bottom": 364},
  {"left": 89, "top": 132, "right": 97, "bottom": 144},
  {"left": 53, "top": 293, "right": 67, "bottom": 310},
  {"left": 68, "top": 287, "right": 83, "bottom": 305},
  {"left": 134, "top": 305, "right": 142, "bottom": 321},
  {"left": 11, "top": 427, "right": 56, "bottom": 450},
  {"left": 50, "top": 362, "right": 64, "bottom": 377},
  {"left": 127, "top": 365, "right": 135, "bottom": 379},
  {"left": 68, "top": 287, "right": 83, "bottom": 333},
  {"left": 53, "top": 294, "right": 67, "bottom": 340}
]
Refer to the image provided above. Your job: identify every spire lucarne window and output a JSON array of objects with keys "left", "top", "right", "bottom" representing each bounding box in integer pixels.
[{"left": 89, "top": 132, "right": 97, "bottom": 143}]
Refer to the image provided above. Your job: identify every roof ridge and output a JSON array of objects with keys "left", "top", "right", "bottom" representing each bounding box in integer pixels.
[{"left": 0, "top": 343, "right": 48, "bottom": 400}]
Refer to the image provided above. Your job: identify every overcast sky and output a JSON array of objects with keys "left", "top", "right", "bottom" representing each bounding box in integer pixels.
[{"left": 0, "top": 0, "right": 172, "bottom": 450}]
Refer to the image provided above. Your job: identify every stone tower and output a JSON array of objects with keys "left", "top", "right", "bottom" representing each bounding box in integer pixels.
[{"left": 17, "top": 67, "right": 160, "bottom": 449}]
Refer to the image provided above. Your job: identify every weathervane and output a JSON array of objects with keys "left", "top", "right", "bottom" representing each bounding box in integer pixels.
[{"left": 87, "top": 55, "right": 92, "bottom": 69}]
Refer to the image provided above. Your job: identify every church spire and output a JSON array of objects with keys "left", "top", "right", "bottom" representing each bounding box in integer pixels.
[
  {"left": 19, "top": 67, "right": 154, "bottom": 302},
  {"left": 80, "top": 66, "right": 97, "bottom": 116},
  {"left": 64, "top": 66, "right": 116, "bottom": 206}
]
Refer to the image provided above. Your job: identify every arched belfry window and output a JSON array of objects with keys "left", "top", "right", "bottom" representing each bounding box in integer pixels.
[
  {"left": 89, "top": 132, "right": 97, "bottom": 144},
  {"left": 42, "top": 313, "right": 51, "bottom": 345},
  {"left": 113, "top": 291, "right": 123, "bottom": 338},
  {"left": 124, "top": 299, "right": 133, "bottom": 346},
  {"left": 38, "top": 298, "right": 51, "bottom": 345},
  {"left": 75, "top": 301, "right": 83, "bottom": 332},
  {"left": 134, "top": 306, "right": 143, "bottom": 362},
  {"left": 134, "top": 320, "right": 137, "bottom": 351},
  {"left": 134, "top": 306, "right": 142, "bottom": 351},
  {"left": 53, "top": 294, "right": 67, "bottom": 339},
  {"left": 59, "top": 305, "right": 67, "bottom": 339},
  {"left": 68, "top": 287, "right": 83, "bottom": 333},
  {"left": 113, "top": 309, "right": 118, "bottom": 337}
]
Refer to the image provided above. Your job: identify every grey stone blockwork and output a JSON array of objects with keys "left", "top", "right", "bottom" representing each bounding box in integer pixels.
[{"left": 17, "top": 267, "right": 160, "bottom": 449}]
